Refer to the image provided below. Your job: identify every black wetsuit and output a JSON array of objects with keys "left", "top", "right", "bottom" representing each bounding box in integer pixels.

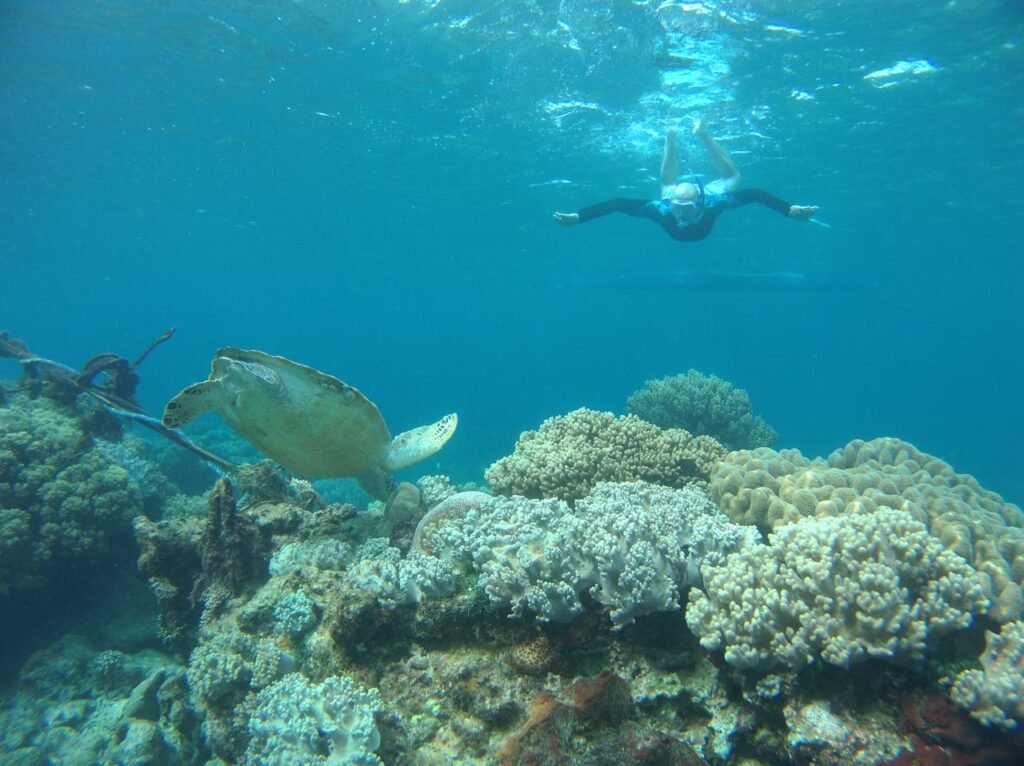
[{"left": 576, "top": 188, "right": 792, "bottom": 241}]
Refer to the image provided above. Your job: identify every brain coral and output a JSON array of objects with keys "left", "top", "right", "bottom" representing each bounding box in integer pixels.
[
  {"left": 950, "top": 620, "right": 1024, "bottom": 731},
  {"left": 686, "top": 508, "right": 990, "bottom": 670},
  {"left": 709, "top": 437, "right": 1024, "bottom": 622},
  {"left": 0, "top": 396, "right": 143, "bottom": 596},
  {"left": 485, "top": 408, "right": 725, "bottom": 503},
  {"left": 626, "top": 369, "right": 777, "bottom": 450}
]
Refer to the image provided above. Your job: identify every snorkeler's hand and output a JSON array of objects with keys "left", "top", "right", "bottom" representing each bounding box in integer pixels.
[
  {"left": 691, "top": 117, "right": 708, "bottom": 137},
  {"left": 788, "top": 204, "right": 819, "bottom": 221},
  {"left": 552, "top": 212, "right": 580, "bottom": 226}
]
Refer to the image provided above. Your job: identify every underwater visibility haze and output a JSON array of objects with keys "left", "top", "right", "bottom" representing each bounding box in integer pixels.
[{"left": 1, "top": 1, "right": 1023, "bottom": 764}]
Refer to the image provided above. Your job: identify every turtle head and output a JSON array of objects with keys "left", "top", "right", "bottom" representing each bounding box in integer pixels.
[{"left": 383, "top": 413, "right": 458, "bottom": 472}]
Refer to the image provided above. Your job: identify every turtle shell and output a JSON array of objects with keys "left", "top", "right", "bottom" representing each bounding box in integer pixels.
[{"left": 211, "top": 347, "right": 390, "bottom": 477}]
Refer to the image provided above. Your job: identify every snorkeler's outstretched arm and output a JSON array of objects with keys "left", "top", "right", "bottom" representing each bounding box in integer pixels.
[
  {"left": 694, "top": 118, "right": 741, "bottom": 191},
  {"left": 553, "top": 198, "right": 650, "bottom": 227},
  {"left": 731, "top": 189, "right": 819, "bottom": 221},
  {"left": 788, "top": 204, "right": 819, "bottom": 221}
]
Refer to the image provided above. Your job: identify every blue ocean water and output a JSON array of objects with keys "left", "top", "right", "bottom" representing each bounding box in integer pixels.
[{"left": 2, "top": 0, "right": 1022, "bottom": 503}]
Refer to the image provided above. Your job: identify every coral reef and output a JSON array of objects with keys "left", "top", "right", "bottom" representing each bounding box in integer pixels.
[
  {"left": 0, "top": 635, "right": 200, "bottom": 765},
  {"left": 5, "top": 396, "right": 1020, "bottom": 766},
  {"left": 686, "top": 508, "right": 990, "bottom": 670},
  {"left": 133, "top": 513, "right": 204, "bottom": 647},
  {"left": 269, "top": 539, "right": 353, "bottom": 576},
  {"left": 411, "top": 490, "right": 494, "bottom": 555},
  {"left": 498, "top": 671, "right": 707, "bottom": 766},
  {"left": 245, "top": 672, "right": 383, "bottom": 765},
  {"left": 0, "top": 396, "right": 143, "bottom": 596},
  {"left": 346, "top": 538, "right": 455, "bottom": 609},
  {"left": 185, "top": 619, "right": 299, "bottom": 760},
  {"left": 889, "top": 690, "right": 1024, "bottom": 765},
  {"left": 626, "top": 370, "right": 777, "bottom": 450},
  {"left": 430, "top": 481, "right": 758, "bottom": 627},
  {"left": 950, "top": 620, "right": 1024, "bottom": 730},
  {"left": 198, "top": 478, "right": 261, "bottom": 596},
  {"left": 710, "top": 437, "right": 1024, "bottom": 621},
  {"left": 485, "top": 408, "right": 725, "bottom": 503},
  {"left": 781, "top": 697, "right": 907, "bottom": 765},
  {"left": 234, "top": 460, "right": 323, "bottom": 510}
]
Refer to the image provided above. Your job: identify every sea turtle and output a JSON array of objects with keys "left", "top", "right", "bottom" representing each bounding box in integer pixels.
[{"left": 162, "top": 347, "right": 457, "bottom": 500}]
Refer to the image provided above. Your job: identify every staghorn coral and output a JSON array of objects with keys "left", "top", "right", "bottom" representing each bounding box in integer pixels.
[
  {"left": 950, "top": 620, "right": 1024, "bottom": 731},
  {"left": 686, "top": 508, "right": 990, "bottom": 670},
  {"left": 485, "top": 407, "right": 725, "bottom": 503},
  {"left": 0, "top": 396, "right": 143, "bottom": 596},
  {"left": 710, "top": 437, "right": 1024, "bottom": 621},
  {"left": 626, "top": 369, "right": 777, "bottom": 450},
  {"left": 430, "top": 481, "right": 756, "bottom": 627}
]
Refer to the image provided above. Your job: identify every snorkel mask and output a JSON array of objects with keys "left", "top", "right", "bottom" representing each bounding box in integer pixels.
[{"left": 669, "top": 177, "right": 705, "bottom": 221}]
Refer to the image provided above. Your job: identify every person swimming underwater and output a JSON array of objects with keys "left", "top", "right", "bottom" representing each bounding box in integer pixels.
[{"left": 552, "top": 118, "right": 819, "bottom": 242}]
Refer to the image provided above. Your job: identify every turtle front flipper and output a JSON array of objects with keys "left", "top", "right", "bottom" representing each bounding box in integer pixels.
[
  {"left": 358, "top": 466, "right": 398, "bottom": 502},
  {"left": 383, "top": 413, "right": 458, "bottom": 472},
  {"left": 162, "top": 378, "right": 230, "bottom": 429}
]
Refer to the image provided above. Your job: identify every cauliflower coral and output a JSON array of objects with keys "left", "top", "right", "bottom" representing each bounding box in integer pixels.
[
  {"left": 485, "top": 408, "right": 725, "bottom": 503},
  {"left": 0, "top": 397, "right": 143, "bottom": 596}
]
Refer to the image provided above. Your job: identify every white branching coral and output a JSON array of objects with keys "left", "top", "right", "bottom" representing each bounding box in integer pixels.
[
  {"left": 950, "top": 620, "right": 1024, "bottom": 731},
  {"left": 430, "top": 481, "right": 756, "bottom": 627},
  {"left": 686, "top": 508, "right": 990, "bottom": 670},
  {"left": 709, "top": 437, "right": 1024, "bottom": 622},
  {"left": 245, "top": 673, "right": 382, "bottom": 765}
]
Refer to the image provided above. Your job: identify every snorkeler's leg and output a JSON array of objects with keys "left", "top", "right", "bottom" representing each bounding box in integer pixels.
[
  {"left": 660, "top": 128, "right": 679, "bottom": 194},
  {"left": 693, "top": 118, "right": 741, "bottom": 190}
]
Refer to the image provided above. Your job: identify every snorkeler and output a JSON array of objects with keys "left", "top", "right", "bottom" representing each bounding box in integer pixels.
[{"left": 552, "top": 119, "right": 819, "bottom": 242}]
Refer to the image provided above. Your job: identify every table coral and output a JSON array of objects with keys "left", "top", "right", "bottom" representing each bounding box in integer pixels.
[
  {"left": 686, "top": 508, "right": 990, "bottom": 670},
  {"left": 626, "top": 369, "right": 777, "bottom": 450},
  {"left": 485, "top": 407, "right": 725, "bottom": 503},
  {"left": 710, "top": 437, "right": 1024, "bottom": 621}
]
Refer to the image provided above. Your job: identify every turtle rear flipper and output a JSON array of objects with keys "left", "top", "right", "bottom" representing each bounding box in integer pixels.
[
  {"left": 384, "top": 413, "right": 458, "bottom": 472},
  {"left": 162, "top": 378, "right": 230, "bottom": 429},
  {"left": 358, "top": 465, "right": 397, "bottom": 502}
]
